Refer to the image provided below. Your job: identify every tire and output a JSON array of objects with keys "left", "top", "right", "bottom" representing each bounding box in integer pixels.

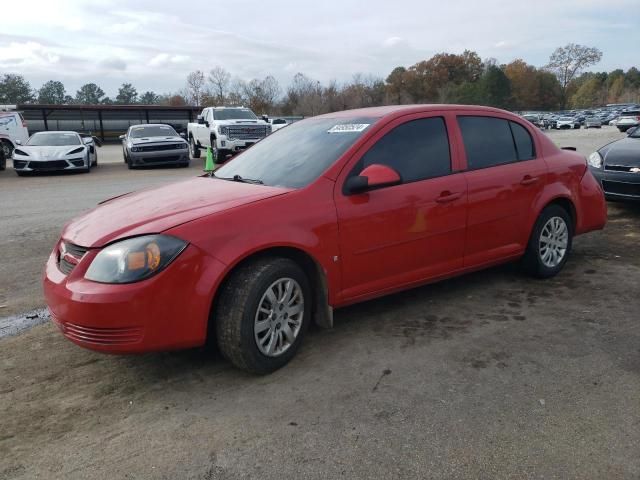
[
  {"left": 1, "top": 141, "right": 13, "bottom": 159},
  {"left": 217, "top": 149, "right": 230, "bottom": 162},
  {"left": 522, "top": 205, "right": 573, "bottom": 279},
  {"left": 0, "top": 151, "right": 5, "bottom": 171},
  {"left": 190, "top": 137, "right": 201, "bottom": 158},
  {"left": 216, "top": 257, "right": 312, "bottom": 374},
  {"left": 127, "top": 156, "right": 135, "bottom": 170},
  {"left": 83, "top": 154, "right": 91, "bottom": 173},
  {"left": 92, "top": 150, "right": 98, "bottom": 167}
]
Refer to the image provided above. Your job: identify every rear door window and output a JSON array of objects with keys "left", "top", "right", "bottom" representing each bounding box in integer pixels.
[
  {"left": 458, "top": 116, "right": 518, "bottom": 169},
  {"left": 356, "top": 117, "right": 451, "bottom": 183}
]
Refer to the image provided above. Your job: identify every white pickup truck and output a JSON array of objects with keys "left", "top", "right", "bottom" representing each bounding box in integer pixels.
[{"left": 187, "top": 106, "right": 271, "bottom": 161}]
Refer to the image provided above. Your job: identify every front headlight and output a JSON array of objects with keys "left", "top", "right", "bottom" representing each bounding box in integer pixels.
[
  {"left": 13, "top": 148, "right": 29, "bottom": 156},
  {"left": 219, "top": 126, "right": 229, "bottom": 135},
  {"left": 588, "top": 151, "right": 603, "bottom": 168},
  {"left": 85, "top": 235, "right": 188, "bottom": 284}
]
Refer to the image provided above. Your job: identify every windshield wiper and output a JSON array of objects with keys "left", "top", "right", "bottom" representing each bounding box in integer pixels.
[{"left": 212, "top": 173, "right": 263, "bottom": 184}]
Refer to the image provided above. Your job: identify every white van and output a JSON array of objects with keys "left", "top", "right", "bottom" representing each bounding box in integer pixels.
[{"left": 0, "top": 110, "right": 30, "bottom": 168}]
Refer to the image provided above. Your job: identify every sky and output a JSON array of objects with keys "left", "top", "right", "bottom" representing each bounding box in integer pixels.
[{"left": 1, "top": 0, "right": 639, "bottom": 97}]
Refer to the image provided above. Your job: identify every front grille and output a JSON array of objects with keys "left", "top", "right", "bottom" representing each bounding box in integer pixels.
[
  {"left": 137, "top": 143, "right": 181, "bottom": 152},
  {"left": 61, "top": 322, "right": 143, "bottom": 345},
  {"left": 141, "top": 155, "right": 182, "bottom": 163},
  {"left": 227, "top": 126, "right": 268, "bottom": 140},
  {"left": 13, "top": 160, "right": 27, "bottom": 169},
  {"left": 57, "top": 241, "right": 88, "bottom": 275},
  {"left": 30, "top": 160, "right": 68, "bottom": 170},
  {"left": 605, "top": 164, "right": 640, "bottom": 173},
  {"left": 58, "top": 257, "right": 76, "bottom": 275},
  {"left": 602, "top": 180, "right": 640, "bottom": 197}
]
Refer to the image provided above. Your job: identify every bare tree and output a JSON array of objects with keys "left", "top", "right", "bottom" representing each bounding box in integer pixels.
[
  {"left": 186, "top": 70, "right": 206, "bottom": 106},
  {"left": 227, "top": 78, "right": 247, "bottom": 106},
  {"left": 208, "top": 66, "right": 231, "bottom": 105},
  {"left": 546, "top": 43, "right": 602, "bottom": 106},
  {"left": 241, "top": 76, "right": 281, "bottom": 114}
]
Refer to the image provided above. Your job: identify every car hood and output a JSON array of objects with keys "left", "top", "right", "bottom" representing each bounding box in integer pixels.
[
  {"left": 62, "top": 177, "right": 291, "bottom": 248},
  {"left": 214, "top": 120, "right": 269, "bottom": 126},
  {"left": 130, "top": 136, "right": 184, "bottom": 144},
  {"left": 15, "top": 145, "right": 83, "bottom": 159},
  {"left": 600, "top": 138, "right": 640, "bottom": 167}
]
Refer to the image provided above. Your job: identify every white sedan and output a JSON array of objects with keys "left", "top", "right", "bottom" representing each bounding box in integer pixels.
[{"left": 12, "top": 131, "right": 98, "bottom": 176}]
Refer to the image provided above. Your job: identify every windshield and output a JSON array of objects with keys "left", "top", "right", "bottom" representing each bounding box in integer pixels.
[
  {"left": 213, "top": 109, "right": 257, "bottom": 120},
  {"left": 559, "top": 117, "right": 573, "bottom": 121},
  {"left": 129, "top": 125, "right": 178, "bottom": 138},
  {"left": 27, "top": 133, "right": 80, "bottom": 146},
  {"left": 214, "top": 117, "right": 377, "bottom": 188}
]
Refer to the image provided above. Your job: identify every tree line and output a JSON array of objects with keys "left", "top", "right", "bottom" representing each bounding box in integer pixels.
[{"left": 1, "top": 44, "right": 639, "bottom": 115}]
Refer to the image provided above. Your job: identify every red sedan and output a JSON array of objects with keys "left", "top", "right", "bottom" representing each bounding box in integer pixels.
[{"left": 43, "top": 105, "right": 607, "bottom": 373}]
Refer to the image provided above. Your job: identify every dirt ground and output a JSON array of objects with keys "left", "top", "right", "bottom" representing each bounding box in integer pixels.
[{"left": 1, "top": 127, "right": 639, "bottom": 479}]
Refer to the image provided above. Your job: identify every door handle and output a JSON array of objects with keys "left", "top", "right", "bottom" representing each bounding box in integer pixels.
[
  {"left": 435, "top": 191, "right": 462, "bottom": 203},
  {"left": 520, "top": 175, "right": 539, "bottom": 186}
]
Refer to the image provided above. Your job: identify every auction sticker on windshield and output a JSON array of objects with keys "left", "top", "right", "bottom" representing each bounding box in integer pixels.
[{"left": 327, "top": 124, "right": 370, "bottom": 133}]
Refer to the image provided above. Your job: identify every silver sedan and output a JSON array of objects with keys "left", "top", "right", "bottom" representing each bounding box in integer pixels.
[
  {"left": 12, "top": 131, "right": 98, "bottom": 176},
  {"left": 120, "top": 124, "right": 189, "bottom": 169}
]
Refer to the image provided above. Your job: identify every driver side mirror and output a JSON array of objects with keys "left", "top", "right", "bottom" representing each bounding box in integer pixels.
[
  {"left": 179, "top": 132, "right": 186, "bottom": 138},
  {"left": 345, "top": 164, "right": 401, "bottom": 194},
  {"left": 15, "top": 139, "right": 21, "bottom": 145},
  {"left": 118, "top": 134, "right": 125, "bottom": 140},
  {"left": 197, "top": 115, "right": 205, "bottom": 125},
  {"left": 82, "top": 137, "right": 93, "bottom": 145}
]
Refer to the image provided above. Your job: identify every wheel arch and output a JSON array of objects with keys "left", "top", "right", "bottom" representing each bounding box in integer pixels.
[
  {"left": 526, "top": 193, "right": 577, "bottom": 246},
  {"left": 206, "top": 245, "right": 333, "bottom": 344},
  {"left": 545, "top": 196, "right": 577, "bottom": 230}
]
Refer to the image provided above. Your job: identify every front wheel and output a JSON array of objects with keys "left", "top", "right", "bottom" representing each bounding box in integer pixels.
[
  {"left": 522, "top": 205, "right": 573, "bottom": 278},
  {"left": 216, "top": 257, "right": 311, "bottom": 374},
  {"left": 190, "top": 137, "right": 201, "bottom": 158}
]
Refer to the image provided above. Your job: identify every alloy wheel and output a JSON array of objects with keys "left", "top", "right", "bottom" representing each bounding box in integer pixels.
[
  {"left": 539, "top": 216, "right": 569, "bottom": 268},
  {"left": 254, "top": 277, "right": 304, "bottom": 357}
]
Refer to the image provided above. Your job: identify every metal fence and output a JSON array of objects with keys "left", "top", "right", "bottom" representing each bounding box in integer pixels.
[{"left": 18, "top": 105, "right": 202, "bottom": 142}]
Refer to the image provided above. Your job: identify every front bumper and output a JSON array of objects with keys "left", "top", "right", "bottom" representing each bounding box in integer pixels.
[
  {"left": 129, "top": 149, "right": 189, "bottom": 166},
  {"left": 43, "top": 240, "right": 227, "bottom": 353},
  {"left": 589, "top": 167, "right": 640, "bottom": 202},
  {"left": 13, "top": 157, "right": 88, "bottom": 172},
  {"left": 214, "top": 136, "right": 263, "bottom": 152}
]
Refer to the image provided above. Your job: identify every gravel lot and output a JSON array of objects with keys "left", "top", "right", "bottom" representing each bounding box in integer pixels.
[{"left": 1, "top": 126, "right": 639, "bottom": 479}]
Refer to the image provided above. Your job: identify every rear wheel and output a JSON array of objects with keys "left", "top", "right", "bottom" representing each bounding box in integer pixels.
[
  {"left": 216, "top": 257, "right": 311, "bottom": 374},
  {"left": 0, "top": 150, "right": 5, "bottom": 171},
  {"left": 522, "top": 205, "right": 573, "bottom": 278}
]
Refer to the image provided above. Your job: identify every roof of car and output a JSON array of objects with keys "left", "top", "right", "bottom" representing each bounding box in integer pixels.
[
  {"left": 130, "top": 123, "right": 173, "bottom": 128},
  {"left": 315, "top": 104, "right": 514, "bottom": 120},
  {"left": 33, "top": 130, "right": 79, "bottom": 135}
]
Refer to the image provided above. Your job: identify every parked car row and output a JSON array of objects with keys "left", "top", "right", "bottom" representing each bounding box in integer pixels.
[{"left": 520, "top": 105, "right": 640, "bottom": 132}]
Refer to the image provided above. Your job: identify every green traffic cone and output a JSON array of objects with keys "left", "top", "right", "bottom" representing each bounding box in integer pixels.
[{"left": 205, "top": 146, "right": 215, "bottom": 174}]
